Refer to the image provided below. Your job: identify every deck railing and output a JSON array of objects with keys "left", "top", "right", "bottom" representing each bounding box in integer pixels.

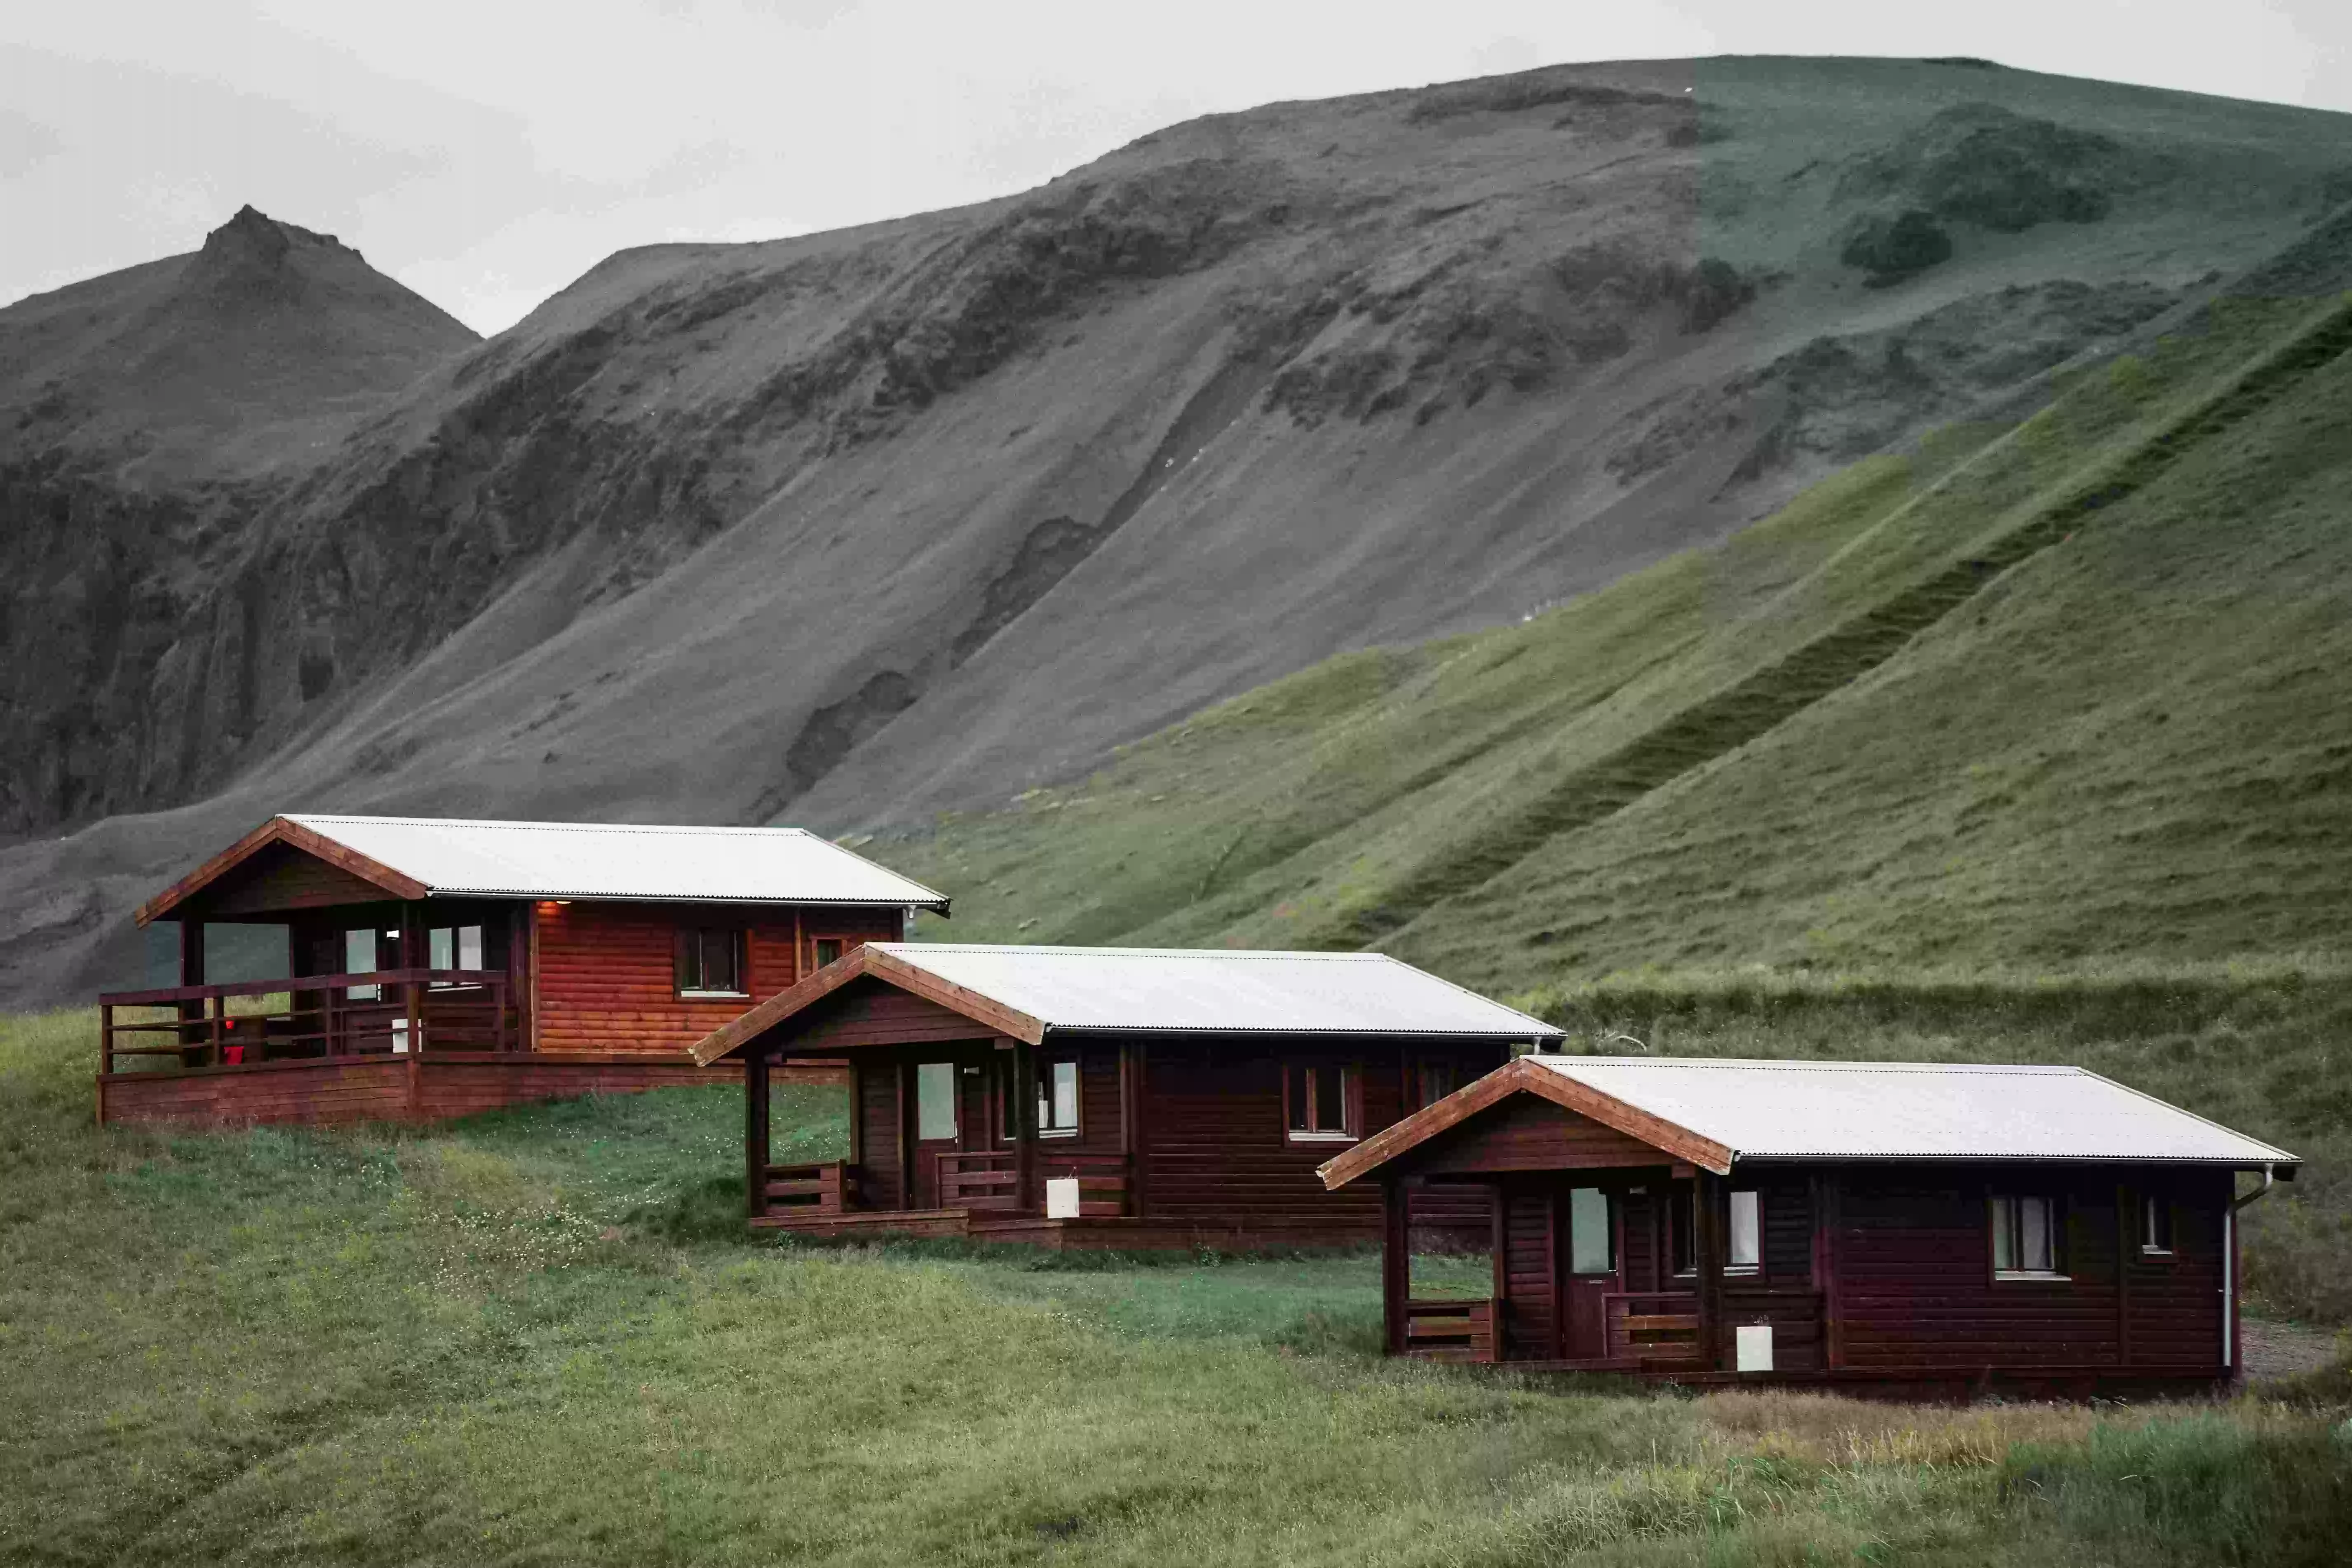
[
  {"left": 99, "top": 969, "right": 518, "bottom": 1073},
  {"left": 937, "top": 1150, "right": 1020, "bottom": 1210},
  {"left": 765, "top": 1160, "right": 858, "bottom": 1214},
  {"left": 1404, "top": 1298, "right": 1496, "bottom": 1362}
]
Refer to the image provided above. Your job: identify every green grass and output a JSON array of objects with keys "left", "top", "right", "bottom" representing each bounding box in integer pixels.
[{"left": 7, "top": 1009, "right": 2351, "bottom": 1564}]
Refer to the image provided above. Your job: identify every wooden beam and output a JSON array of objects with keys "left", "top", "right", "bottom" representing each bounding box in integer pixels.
[
  {"left": 746, "top": 1050, "right": 771, "bottom": 1218},
  {"left": 1695, "top": 1171, "right": 1725, "bottom": 1371},
  {"left": 1012, "top": 1038, "right": 1036, "bottom": 1214},
  {"left": 1547, "top": 1187, "right": 1564, "bottom": 1362},
  {"left": 1382, "top": 1176, "right": 1408, "bottom": 1357},
  {"left": 896, "top": 1057, "right": 913, "bottom": 1210}
]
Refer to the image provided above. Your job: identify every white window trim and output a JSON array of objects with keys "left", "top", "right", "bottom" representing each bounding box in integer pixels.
[{"left": 679, "top": 988, "right": 750, "bottom": 1000}]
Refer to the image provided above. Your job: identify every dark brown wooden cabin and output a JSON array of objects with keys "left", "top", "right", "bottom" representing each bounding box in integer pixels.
[
  {"left": 1319, "top": 1054, "right": 2299, "bottom": 1396},
  {"left": 96, "top": 813, "right": 947, "bottom": 1126},
  {"left": 691, "top": 943, "right": 1562, "bottom": 1249}
]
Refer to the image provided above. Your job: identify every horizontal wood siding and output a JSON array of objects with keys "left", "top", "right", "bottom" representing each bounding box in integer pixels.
[
  {"left": 1828, "top": 1167, "right": 2219, "bottom": 1372},
  {"left": 1501, "top": 1183, "right": 1556, "bottom": 1357},
  {"left": 857, "top": 1063, "right": 904, "bottom": 1210},
  {"left": 789, "top": 983, "right": 995, "bottom": 1051},
  {"left": 192, "top": 840, "right": 401, "bottom": 917},
  {"left": 1412, "top": 1095, "right": 1674, "bottom": 1175},
  {"left": 1135, "top": 1041, "right": 1411, "bottom": 1238},
  {"left": 538, "top": 901, "right": 894, "bottom": 1055},
  {"left": 99, "top": 1055, "right": 746, "bottom": 1127}
]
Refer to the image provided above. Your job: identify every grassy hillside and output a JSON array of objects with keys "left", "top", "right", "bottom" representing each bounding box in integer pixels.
[
  {"left": 5, "top": 1010, "right": 2347, "bottom": 1566},
  {"left": 877, "top": 265, "right": 2352, "bottom": 979},
  {"left": 857, "top": 220, "right": 2352, "bottom": 1330}
]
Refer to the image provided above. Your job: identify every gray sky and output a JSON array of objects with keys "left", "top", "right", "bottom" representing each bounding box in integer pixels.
[{"left": 5, "top": 1, "right": 2347, "bottom": 335}]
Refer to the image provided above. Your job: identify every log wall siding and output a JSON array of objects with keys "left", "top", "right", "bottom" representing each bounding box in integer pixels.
[
  {"left": 98, "top": 1055, "right": 744, "bottom": 1126},
  {"left": 1412, "top": 1095, "right": 1680, "bottom": 1174},
  {"left": 536, "top": 901, "right": 897, "bottom": 1054},
  {"left": 857, "top": 1063, "right": 906, "bottom": 1210},
  {"left": 1500, "top": 1183, "right": 1558, "bottom": 1357},
  {"left": 188, "top": 841, "right": 401, "bottom": 917}
]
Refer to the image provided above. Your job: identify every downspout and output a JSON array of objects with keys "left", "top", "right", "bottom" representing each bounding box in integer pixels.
[{"left": 2222, "top": 1164, "right": 2277, "bottom": 1371}]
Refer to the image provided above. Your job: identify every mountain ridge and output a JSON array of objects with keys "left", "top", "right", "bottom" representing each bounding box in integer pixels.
[{"left": 7, "top": 55, "right": 2352, "bottom": 1007}]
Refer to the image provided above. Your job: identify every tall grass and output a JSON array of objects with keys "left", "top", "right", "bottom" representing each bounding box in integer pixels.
[{"left": 6, "top": 1008, "right": 2350, "bottom": 1563}]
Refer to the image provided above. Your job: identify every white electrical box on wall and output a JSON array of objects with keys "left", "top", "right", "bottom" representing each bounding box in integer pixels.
[
  {"left": 1736, "top": 1324, "right": 1774, "bottom": 1373},
  {"left": 1045, "top": 1178, "right": 1080, "bottom": 1218}
]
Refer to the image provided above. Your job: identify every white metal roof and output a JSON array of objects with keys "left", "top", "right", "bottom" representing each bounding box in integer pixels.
[
  {"left": 283, "top": 814, "right": 948, "bottom": 908},
  {"left": 869, "top": 944, "right": 1565, "bottom": 1038},
  {"left": 1532, "top": 1056, "right": 2296, "bottom": 1166}
]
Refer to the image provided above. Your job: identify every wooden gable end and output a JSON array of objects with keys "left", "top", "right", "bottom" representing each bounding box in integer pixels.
[
  {"left": 182, "top": 838, "right": 409, "bottom": 918},
  {"left": 781, "top": 975, "right": 1005, "bottom": 1052},
  {"left": 1404, "top": 1094, "right": 1674, "bottom": 1176}
]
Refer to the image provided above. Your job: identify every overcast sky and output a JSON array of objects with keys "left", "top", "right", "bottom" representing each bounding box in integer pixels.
[{"left": 5, "top": 1, "right": 2347, "bottom": 336}]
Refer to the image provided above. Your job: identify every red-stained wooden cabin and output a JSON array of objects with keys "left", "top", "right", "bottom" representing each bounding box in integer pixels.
[
  {"left": 96, "top": 814, "right": 948, "bottom": 1126},
  {"left": 1318, "top": 1054, "right": 2299, "bottom": 1395},
  {"left": 692, "top": 943, "right": 1562, "bottom": 1249}
]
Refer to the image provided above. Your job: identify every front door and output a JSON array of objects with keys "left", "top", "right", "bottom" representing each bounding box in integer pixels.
[
  {"left": 1560, "top": 1185, "right": 1620, "bottom": 1360},
  {"left": 909, "top": 1059, "right": 961, "bottom": 1208}
]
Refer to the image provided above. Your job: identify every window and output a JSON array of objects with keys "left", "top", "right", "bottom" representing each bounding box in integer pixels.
[
  {"left": 1727, "top": 1189, "right": 1762, "bottom": 1274},
  {"left": 344, "top": 928, "right": 384, "bottom": 1000},
  {"left": 1670, "top": 1184, "right": 1697, "bottom": 1277},
  {"left": 916, "top": 1062, "right": 958, "bottom": 1141},
  {"left": 2140, "top": 1195, "right": 2174, "bottom": 1255},
  {"left": 676, "top": 927, "right": 744, "bottom": 996},
  {"left": 1992, "top": 1195, "right": 2065, "bottom": 1277},
  {"left": 427, "top": 924, "right": 486, "bottom": 986},
  {"left": 1037, "top": 1059, "right": 1080, "bottom": 1137},
  {"left": 1284, "top": 1063, "right": 1354, "bottom": 1141},
  {"left": 1568, "top": 1186, "right": 1614, "bottom": 1275},
  {"left": 813, "top": 938, "right": 845, "bottom": 969},
  {"left": 1414, "top": 1059, "right": 1458, "bottom": 1110}
]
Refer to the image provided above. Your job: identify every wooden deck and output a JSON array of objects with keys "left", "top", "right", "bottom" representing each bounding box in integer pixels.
[
  {"left": 96, "top": 1051, "right": 775, "bottom": 1126},
  {"left": 748, "top": 1202, "right": 1383, "bottom": 1252}
]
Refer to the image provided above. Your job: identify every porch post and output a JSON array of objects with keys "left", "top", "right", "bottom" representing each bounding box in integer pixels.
[
  {"left": 1382, "top": 1175, "right": 1409, "bottom": 1356},
  {"left": 177, "top": 918, "right": 207, "bottom": 1062},
  {"left": 1695, "top": 1171, "right": 1725, "bottom": 1370},
  {"left": 1012, "top": 1038, "right": 1037, "bottom": 1213},
  {"left": 745, "top": 1048, "right": 771, "bottom": 1219}
]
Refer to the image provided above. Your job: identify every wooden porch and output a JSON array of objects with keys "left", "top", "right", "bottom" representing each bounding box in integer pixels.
[{"left": 95, "top": 969, "right": 739, "bottom": 1126}]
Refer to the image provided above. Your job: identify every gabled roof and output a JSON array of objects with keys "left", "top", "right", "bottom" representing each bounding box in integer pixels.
[
  {"left": 135, "top": 813, "right": 949, "bottom": 925},
  {"left": 1319, "top": 1054, "right": 2299, "bottom": 1188},
  {"left": 693, "top": 943, "right": 1563, "bottom": 1065}
]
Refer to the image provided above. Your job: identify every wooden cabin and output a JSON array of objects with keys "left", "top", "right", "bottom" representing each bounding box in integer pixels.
[
  {"left": 692, "top": 943, "right": 1562, "bottom": 1248},
  {"left": 1318, "top": 1054, "right": 2298, "bottom": 1395},
  {"left": 97, "top": 814, "right": 948, "bottom": 1126}
]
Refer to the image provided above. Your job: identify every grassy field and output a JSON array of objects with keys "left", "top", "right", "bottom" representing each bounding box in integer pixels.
[{"left": 6, "top": 1009, "right": 2350, "bottom": 1566}]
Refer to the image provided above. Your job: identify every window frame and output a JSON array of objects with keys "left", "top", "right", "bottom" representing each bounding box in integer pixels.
[
  {"left": 1990, "top": 1193, "right": 2070, "bottom": 1281},
  {"left": 1036, "top": 1057, "right": 1082, "bottom": 1140},
  {"left": 427, "top": 923, "right": 490, "bottom": 989},
  {"left": 1668, "top": 1183, "right": 1697, "bottom": 1279},
  {"left": 2139, "top": 1193, "right": 2176, "bottom": 1257},
  {"left": 675, "top": 925, "right": 749, "bottom": 1000},
  {"left": 1282, "top": 1061, "right": 1359, "bottom": 1144},
  {"left": 1725, "top": 1188, "right": 1763, "bottom": 1277},
  {"left": 915, "top": 1061, "right": 958, "bottom": 1142},
  {"left": 809, "top": 935, "right": 852, "bottom": 974},
  {"left": 1567, "top": 1186, "right": 1615, "bottom": 1276},
  {"left": 1412, "top": 1058, "right": 1459, "bottom": 1111}
]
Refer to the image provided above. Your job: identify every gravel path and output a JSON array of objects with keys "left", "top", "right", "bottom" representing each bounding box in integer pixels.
[{"left": 2242, "top": 1315, "right": 2344, "bottom": 1381}]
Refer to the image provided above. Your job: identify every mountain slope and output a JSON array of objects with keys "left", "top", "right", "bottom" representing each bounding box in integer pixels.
[
  {"left": 866, "top": 206, "right": 2352, "bottom": 988},
  {"left": 9, "top": 56, "right": 2352, "bottom": 1005}
]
